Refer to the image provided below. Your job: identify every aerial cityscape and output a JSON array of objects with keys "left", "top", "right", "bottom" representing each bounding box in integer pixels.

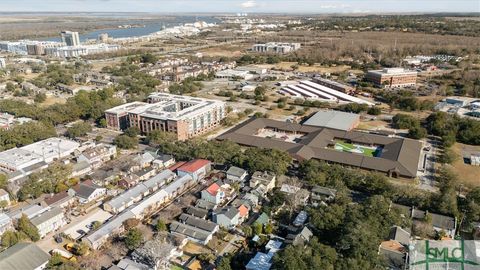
[{"left": 0, "top": 1, "right": 479, "bottom": 270}]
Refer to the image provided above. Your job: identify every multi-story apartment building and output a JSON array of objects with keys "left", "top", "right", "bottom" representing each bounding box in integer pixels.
[
  {"left": 105, "top": 93, "right": 226, "bottom": 140},
  {"left": 365, "top": 68, "right": 417, "bottom": 88},
  {"left": 60, "top": 31, "right": 80, "bottom": 46}
]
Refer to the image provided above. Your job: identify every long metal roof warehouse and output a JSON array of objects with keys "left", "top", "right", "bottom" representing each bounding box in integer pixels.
[{"left": 217, "top": 118, "right": 422, "bottom": 178}]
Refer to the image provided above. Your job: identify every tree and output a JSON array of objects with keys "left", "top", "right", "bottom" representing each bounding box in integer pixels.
[
  {"left": 367, "top": 106, "right": 382, "bottom": 115},
  {"left": 435, "top": 167, "right": 459, "bottom": 216},
  {"left": 438, "top": 148, "right": 457, "bottom": 164},
  {"left": 17, "top": 214, "right": 40, "bottom": 241},
  {"left": 156, "top": 220, "right": 167, "bottom": 231},
  {"left": 114, "top": 135, "right": 137, "bottom": 149},
  {"left": 124, "top": 127, "right": 140, "bottom": 137},
  {"left": 66, "top": 122, "right": 92, "bottom": 139},
  {"left": 252, "top": 222, "right": 263, "bottom": 235},
  {"left": 408, "top": 125, "right": 427, "bottom": 139},
  {"left": 34, "top": 93, "right": 47, "bottom": 103},
  {"left": 264, "top": 223, "right": 273, "bottom": 234},
  {"left": 124, "top": 228, "right": 143, "bottom": 250},
  {"left": 5, "top": 82, "right": 15, "bottom": 92},
  {"left": 216, "top": 255, "right": 232, "bottom": 270},
  {"left": 123, "top": 218, "right": 140, "bottom": 230},
  {"left": 1, "top": 230, "right": 19, "bottom": 248},
  {"left": 242, "top": 226, "right": 253, "bottom": 237}
]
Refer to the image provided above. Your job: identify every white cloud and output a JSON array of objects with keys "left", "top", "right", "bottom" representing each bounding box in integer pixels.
[{"left": 241, "top": 0, "right": 258, "bottom": 8}]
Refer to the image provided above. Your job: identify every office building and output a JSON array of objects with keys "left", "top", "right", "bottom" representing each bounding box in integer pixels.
[
  {"left": 252, "top": 42, "right": 301, "bottom": 54},
  {"left": 365, "top": 68, "right": 417, "bottom": 88},
  {"left": 105, "top": 93, "right": 226, "bottom": 140},
  {"left": 60, "top": 31, "right": 80, "bottom": 46},
  {"left": 0, "top": 138, "right": 80, "bottom": 181}
]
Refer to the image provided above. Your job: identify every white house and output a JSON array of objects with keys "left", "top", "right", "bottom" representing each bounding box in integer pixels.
[
  {"left": 177, "top": 159, "right": 211, "bottom": 181},
  {"left": 30, "top": 207, "right": 66, "bottom": 238},
  {"left": 0, "top": 189, "right": 10, "bottom": 206},
  {"left": 213, "top": 206, "right": 240, "bottom": 229},
  {"left": 201, "top": 182, "right": 225, "bottom": 205},
  {"left": 250, "top": 171, "right": 276, "bottom": 191},
  {"left": 0, "top": 213, "right": 13, "bottom": 236},
  {"left": 226, "top": 166, "right": 248, "bottom": 183}
]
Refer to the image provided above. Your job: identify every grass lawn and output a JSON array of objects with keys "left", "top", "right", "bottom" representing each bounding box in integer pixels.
[
  {"left": 334, "top": 140, "right": 379, "bottom": 157},
  {"left": 170, "top": 265, "right": 184, "bottom": 270},
  {"left": 449, "top": 143, "right": 480, "bottom": 188}
]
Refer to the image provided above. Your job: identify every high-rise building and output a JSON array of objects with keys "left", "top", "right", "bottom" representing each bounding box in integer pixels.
[{"left": 60, "top": 31, "right": 80, "bottom": 46}]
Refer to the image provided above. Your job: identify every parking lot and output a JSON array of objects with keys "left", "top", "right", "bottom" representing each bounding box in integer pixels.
[{"left": 64, "top": 208, "right": 112, "bottom": 240}]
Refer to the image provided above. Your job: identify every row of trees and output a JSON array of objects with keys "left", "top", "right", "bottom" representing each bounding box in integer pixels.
[
  {"left": 426, "top": 111, "right": 480, "bottom": 146},
  {"left": 379, "top": 90, "right": 434, "bottom": 111},
  {"left": 391, "top": 113, "right": 427, "bottom": 139},
  {"left": 0, "top": 122, "right": 56, "bottom": 151},
  {"left": 147, "top": 133, "right": 292, "bottom": 175},
  {"left": 0, "top": 88, "right": 122, "bottom": 126}
]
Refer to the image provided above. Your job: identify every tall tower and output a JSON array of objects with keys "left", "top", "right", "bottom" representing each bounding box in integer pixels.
[{"left": 60, "top": 31, "right": 80, "bottom": 46}]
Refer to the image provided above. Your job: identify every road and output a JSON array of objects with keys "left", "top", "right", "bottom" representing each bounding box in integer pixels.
[{"left": 418, "top": 136, "right": 440, "bottom": 192}]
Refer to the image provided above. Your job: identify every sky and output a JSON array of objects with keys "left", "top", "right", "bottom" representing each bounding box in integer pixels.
[{"left": 0, "top": 0, "right": 479, "bottom": 13}]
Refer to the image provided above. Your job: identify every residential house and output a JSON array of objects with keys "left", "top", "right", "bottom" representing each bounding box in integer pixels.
[
  {"left": 378, "top": 226, "right": 410, "bottom": 270},
  {"left": 178, "top": 213, "right": 219, "bottom": 234},
  {"left": 213, "top": 206, "right": 240, "bottom": 229},
  {"left": 114, "top": 258, "right": 149, "bottom": 270},
  {"left": 177, "top": 159, "right": 211, "bottom": 181},
  {"left": 246, "top": 239, "right": 283, "bottom": 270},
  {"left": 71, "top": 160, "right": 92, "bottom": 177},
  {"left": 0, "top": 243, "right": 50, "bottom": 270},
  {"left": 8, "top": 203, "right": 48, "bottom": 220},
  {"left": 254, "top": 213, "right": 270, "bottom": 227},
  {"left": 280, "top": 184, "right": 310, "bottom": 205},
  {"left": 201, "top": 182, "right": 225, "bottom": 205},
  {"left": 186, "top": 206, "right": 209, "bottom": 219},
  {"left": 69, "top": 181, "right": 107, "bottom": 204},
  {"left": 30, "top": 207, "right": 66, "bottom": 238},
  {"left": 250, "top": 171, "right": 276, "bottom": 191},
  {"left": 77, "top": 144, "right": 117, "bottom": 169},
  {"left": 169, "top": 221, "right": 215, "bottom": 245},
  {"left": 44, "top": 191, "right": 74, "bottom": 209},
  {"left": 133, "top": 152, "right": 156, "bottom": 168},
  {"left": 310, "top": 186, "right": 337, "bottom": 206},
  {"left": 238, "top": 204, "right": 249, "bottom": 222},
  {"left": 293, "top": 211, "right": 308, "bottom": 227},
  {"left": 392, "top": 204, "right": 457, "bottom": 238},
  {"left": 285, "top": 226, "right": 313, "bottom": 246},
  {"left": 0, "top": 213, "right": 13, "bottom": 236},
  {"left": 195, "top": 199, "right": 217, "bottom": 211},
  {"left": 0, "top": 188, "right": 10, "bottom": 206},
  {"left": 226, "top": 166, "right": 248, "bottom": 183},
  {"left": 153, "top": 154, "right": 175, "bottom": 168}
]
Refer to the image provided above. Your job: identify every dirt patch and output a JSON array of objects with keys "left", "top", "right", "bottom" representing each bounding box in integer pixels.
[{"left": 450, "top": 143, "right": 480, "bottom": 188}]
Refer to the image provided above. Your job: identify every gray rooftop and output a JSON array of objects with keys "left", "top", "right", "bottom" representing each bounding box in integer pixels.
[
  {"left": 170, "top": 221, "right": 211, "bottom": 242},
  {"left": 0, "top": 243, "right": 50, "bottom": 270},
  {"left": 226, "top": 166, "right": 247, "bottom": 178},
  {"left": 178, "top": 213, "right": 218, "bottom": 232},
  {"left": 303, "top": 110, "right": 360, "bottom": 131},
  {"left": 30, "top": 207, "right": 64, "bottom": 226}
]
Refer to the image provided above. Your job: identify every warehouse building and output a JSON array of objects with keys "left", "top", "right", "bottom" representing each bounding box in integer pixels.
[
  {"left": 312, "top": 77, "right": 355, "bottom": 94},
  {"left": 279, "top": 80, "right": 373, "bottom": 105},
  {"left": 217, "top": 118, "right": 422, "bottom": 178},
  {"left": 105, "top": 93, "right": 226, "bottom": 140},
  {"left": 365, "top": 68, "right": 417, "bottom": 88}
]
